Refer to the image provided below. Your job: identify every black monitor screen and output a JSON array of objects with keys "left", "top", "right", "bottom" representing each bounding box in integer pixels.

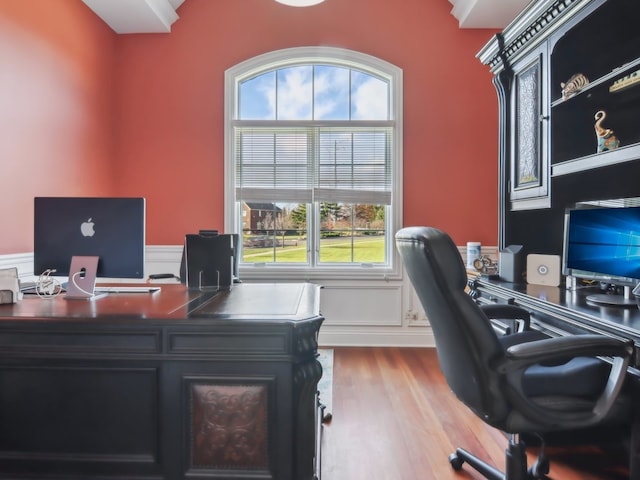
[
  {"left": 565, "top": 206, "right": 640, "bottom": 283},
  {"left": 34, "top": 197, "right": 146, "bottom": 278}
]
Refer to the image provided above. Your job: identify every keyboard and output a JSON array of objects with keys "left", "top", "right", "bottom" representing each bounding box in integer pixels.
[
  {"left": 93, "top": 286, "right": 161, "bottom": 294},
  {"left": 19, "top": 281, "right": 38, "bottom": 292}
]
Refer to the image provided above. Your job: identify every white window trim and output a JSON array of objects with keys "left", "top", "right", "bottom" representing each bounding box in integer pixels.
[{"left": 224, "top": 46, "right": 403, "bottom": 281}]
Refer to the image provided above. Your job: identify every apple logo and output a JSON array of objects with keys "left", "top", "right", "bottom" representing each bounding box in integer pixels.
[{"left": 80, "top": 218, "right": 95, "bottom": 237}]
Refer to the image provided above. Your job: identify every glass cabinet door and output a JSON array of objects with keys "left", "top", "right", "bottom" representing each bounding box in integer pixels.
[{"left": 510, "top": 46, "right": 550, "bottom": 210}]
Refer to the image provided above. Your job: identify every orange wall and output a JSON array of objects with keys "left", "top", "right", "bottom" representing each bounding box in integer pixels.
[
  {"left": 114, "top": 0, "right": 499, "bottom": 246},
  {"left": 0, "top": 0, "right": 116, "bottom": 254},
  {"left": 0, "top": 0, "right": 499, "bottom": 252}
]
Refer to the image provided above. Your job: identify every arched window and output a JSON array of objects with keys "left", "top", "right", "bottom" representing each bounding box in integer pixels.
[{"left": 224, "top": 47, "right": 403, "bottom": 279}]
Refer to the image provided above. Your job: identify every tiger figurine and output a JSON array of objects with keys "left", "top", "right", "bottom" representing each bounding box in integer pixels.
[{"left": 561, "top": 73, "right": 589, "bottom": 99}]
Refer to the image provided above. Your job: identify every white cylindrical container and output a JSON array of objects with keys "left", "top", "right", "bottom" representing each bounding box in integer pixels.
[{"left": 466, "top": 242, "right": 481, "bottom": 268}]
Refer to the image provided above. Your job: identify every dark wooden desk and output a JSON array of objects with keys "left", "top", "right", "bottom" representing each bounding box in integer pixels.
[
  {"left": 0, "top": 283, "right": 324, "bottom": 480},
  {"left": 469, "top": 277, "right": 640, "bottom": 476},
  {"left": 469, "top": 277, "right": 640, "bottom": 373}
]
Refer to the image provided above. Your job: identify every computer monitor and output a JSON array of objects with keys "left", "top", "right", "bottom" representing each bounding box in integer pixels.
[
  {"left": 34, "top": 197, "right": 146, "bottom": 279},
  {"left": 562, "top": 203, "right": 640, "bottom": 307}
]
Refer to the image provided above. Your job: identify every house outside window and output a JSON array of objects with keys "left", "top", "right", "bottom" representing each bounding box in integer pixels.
[{"left": 224, "top": 47, "right": 403, "bottom": 279}]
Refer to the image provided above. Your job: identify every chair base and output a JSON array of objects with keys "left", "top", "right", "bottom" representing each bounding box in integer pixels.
[{"left": 449, "top": 435, "right": 549, "bottom": 480}]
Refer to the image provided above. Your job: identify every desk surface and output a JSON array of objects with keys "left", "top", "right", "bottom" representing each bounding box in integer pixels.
[
  {"left": 476, "top": 277, "right": 640, "bottom": 344},
  {"left": 0, "top": 282, "right": 321, "bottom": 324}
]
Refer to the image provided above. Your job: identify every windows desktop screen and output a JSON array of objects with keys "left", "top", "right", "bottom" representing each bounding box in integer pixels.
[{"left": 566, "top": 206, "right": 640, "bottom": 282}]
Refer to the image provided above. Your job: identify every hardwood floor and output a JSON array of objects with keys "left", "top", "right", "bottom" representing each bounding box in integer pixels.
[{"left": 321, "top": 347, "right": 630, "bottom": 480}]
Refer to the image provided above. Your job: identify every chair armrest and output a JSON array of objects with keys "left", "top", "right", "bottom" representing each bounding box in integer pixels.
[
  {"left": 480, "top": 304, "right": 531, "bottom": 331},
  {"left": 504, "top": 334, "right": 633, "bottom": 366},
  {"left": 495, "top": 335, "right": 633, "bottom": 429}
]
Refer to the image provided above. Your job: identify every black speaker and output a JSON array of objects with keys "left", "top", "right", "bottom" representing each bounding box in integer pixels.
[{"left": 499, "top": 245, "right": 524, "bottom": 283}]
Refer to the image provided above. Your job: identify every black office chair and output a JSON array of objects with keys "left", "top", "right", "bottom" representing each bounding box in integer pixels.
[{"left": 395, "top": 226, "right": 635, "bottom": 480}]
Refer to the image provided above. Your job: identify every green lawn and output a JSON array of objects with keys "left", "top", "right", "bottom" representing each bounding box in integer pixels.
[
  {"left": 319, "top": 238, "right": 385, "bottom": 263},
  {"left": 243, "top": 237, "right": 385, "bottom": 263}
]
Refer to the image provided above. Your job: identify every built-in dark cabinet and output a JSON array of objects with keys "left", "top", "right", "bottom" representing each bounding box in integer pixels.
[
  {"left": 550, "top": 0, "right": 640, "bottom": 174},
  {"left": 475, "top": 6, "right": 640, "bottom": 473},
  {"left": 478, "top": 0, "right": 640, "bottom": 255}
]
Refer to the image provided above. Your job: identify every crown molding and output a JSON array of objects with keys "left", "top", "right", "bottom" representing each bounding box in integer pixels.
[
  {"left": 82, "top": 0, "right": 185, "bottom": 34},
  {"left": 449, "top": 0, "right": 530, "bottom": 28}
]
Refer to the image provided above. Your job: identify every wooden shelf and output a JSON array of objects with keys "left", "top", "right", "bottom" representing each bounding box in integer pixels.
[
  {"left": 551, "top": 142, "right": 640, "bottom": 177},
  {"left": 551, "top": 57, "right": 640, "bottom": 108}
]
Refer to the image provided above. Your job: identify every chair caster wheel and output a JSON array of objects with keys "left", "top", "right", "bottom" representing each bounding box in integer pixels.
[{"left": 449, "top": 452, "right": 464, "bottom": 471}]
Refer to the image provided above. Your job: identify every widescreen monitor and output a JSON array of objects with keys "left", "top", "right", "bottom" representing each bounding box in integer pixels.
[
  {"left": 34, "top": 197, "right": 146, "bottom": 279},
  {"left": 563, "top": 205, "right": 640, "bottom": 306}
]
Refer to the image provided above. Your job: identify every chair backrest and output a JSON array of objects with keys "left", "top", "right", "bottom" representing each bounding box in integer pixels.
[{"left": 395, "top": 226, "right": 509, "bottom": 423}]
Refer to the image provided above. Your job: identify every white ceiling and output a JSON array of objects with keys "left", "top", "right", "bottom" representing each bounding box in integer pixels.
[
  {"left": 448, "top": 0, "right": 532, "bottom": 28},
  {"left": 81, "top": 0, "right": 531, "bottom": 34}
]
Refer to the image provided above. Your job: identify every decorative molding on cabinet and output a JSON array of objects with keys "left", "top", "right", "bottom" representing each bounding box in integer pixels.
[{"left": 478, "top": 0, "right": 597, "bottom": 73}]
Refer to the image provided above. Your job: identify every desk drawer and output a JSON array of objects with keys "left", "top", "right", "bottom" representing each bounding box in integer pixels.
[{"left": 0, "top": 329, "right": 160, "bottom": 355}]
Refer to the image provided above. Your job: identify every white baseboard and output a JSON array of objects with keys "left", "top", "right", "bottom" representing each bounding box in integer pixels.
[{"left": 319, "top": 328, "right": 435, "bottom": 348}]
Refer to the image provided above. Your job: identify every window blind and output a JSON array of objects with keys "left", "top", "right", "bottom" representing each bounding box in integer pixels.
[{"left": 234, "top": 126, "right": 392, "bottom": 205}]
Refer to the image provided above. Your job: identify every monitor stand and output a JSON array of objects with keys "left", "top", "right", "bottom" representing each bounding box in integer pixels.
[
  {"left": 65, "top": 256, "right": 106, "bottom": 300},
  {"left": 586, "top": 285, "right": 637, "bottom": 308}
]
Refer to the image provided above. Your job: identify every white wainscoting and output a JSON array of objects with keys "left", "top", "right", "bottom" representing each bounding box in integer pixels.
[
  {"left": 2, "top": 245, "right": 497, "bottom": 348},
  {"left": 0, "top": 253, "right": 33, "bottom": 277}
]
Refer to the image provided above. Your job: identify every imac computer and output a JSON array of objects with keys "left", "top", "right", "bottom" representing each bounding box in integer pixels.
[
  {"left": 563, "top": 203, "right": 640, "bottom": 307},
  {"left": 33, "top": 197, "right": 146, "bottom": 283}
]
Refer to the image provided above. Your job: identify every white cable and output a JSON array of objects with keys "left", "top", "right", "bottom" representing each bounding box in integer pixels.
[
  {"left": 36, "top": 269, "right": 62, "bottom": 299},
  {"left": 71, "top": 271, "right": 95, "bottom": 298}
]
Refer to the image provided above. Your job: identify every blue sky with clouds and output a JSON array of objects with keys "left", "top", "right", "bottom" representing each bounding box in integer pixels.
[{"left": 239, "top": 65, "right": 388, "bottom": 120}]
